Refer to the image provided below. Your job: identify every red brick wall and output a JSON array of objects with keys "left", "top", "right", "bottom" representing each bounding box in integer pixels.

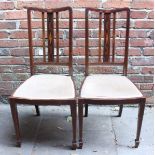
[{"left": 0, "top": 0, "right": 154, "bottom": 101}]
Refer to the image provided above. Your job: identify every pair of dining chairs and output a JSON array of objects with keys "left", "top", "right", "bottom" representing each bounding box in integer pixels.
[{"left": 9, "top": 6, "right": 146, "bottom": 150}]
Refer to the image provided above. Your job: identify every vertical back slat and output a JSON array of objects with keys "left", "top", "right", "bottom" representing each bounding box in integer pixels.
[
  {"left": 85, "top": 9, "right": 89, "bottom": 76},
  {"left": 27, "top": 9, "right": 34, "bottom": 75},
  {"left": 123, "top": 9, "right": 130, "bottom": 76},
  {"left": 56, "top": 12, "right": 59, "bottom": 63},
  {"left": 42, "top": 12, "right": 46, "bottom": 62},
  {"left": 69, "top": 8, "right": 73, "bottom": 76},
  {"left": 47, "top": 12, "right": 54, "bottom": 62},
  {"left": 98, "top": 12, "right": 102, "bottom": 63},
  {"left": 103, "top": 13, "right": 111, "bottom": 62},
  {"left": 112, "top": 12, "right": 116, "bottom": 62}
]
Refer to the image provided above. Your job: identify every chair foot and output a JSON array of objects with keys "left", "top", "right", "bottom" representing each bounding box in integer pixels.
[
  {"left": 84, "top": 104, "right": 88, "bottom": 117},
  {"left": 72, "top": 142, "right": 77, "bottom": 150},
  {"left": 78, "top": 141, "right": 83, "bottom": 149},
  {"left": 16, "top": 141, "right": 21, "bottom": 147},
  {"left": 70, "top": 104, "right": 77, "bottom": 150},
  {"left": 117, "top": 113, "right": 121, "bottom": 117},
  {"left": 84, "top": 114, "right": 88, "bottom": 117},
  {"left": 134, "top": 139, "right": 140, "bottom": 148},
  {"left": 35, "top": 105, "right": 40, "bottom": 116},
  {"left": 117, "top": 105, "right": 123, "bottom": 117}
]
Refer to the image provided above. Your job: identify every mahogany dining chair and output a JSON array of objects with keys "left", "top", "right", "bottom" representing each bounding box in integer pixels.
[
  {"left": 78, "top": 7, "right": 146, "bottom": 149},
  {"left": 9, "top": 7, "right": 77, "bottom": 150}
]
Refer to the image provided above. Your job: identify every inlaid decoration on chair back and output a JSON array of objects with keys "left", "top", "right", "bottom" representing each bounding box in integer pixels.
[
  {"left": 85, "top": 8, "right": 130, "bottom": 76},
  {"left": 26, "top": 7, "right": 73, "bottom": 76}
]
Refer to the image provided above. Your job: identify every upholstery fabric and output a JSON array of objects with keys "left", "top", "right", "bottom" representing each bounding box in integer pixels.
[
  {"left": 13, "top": 74, "right": 75, "bottom": 100},
  {"left": 81, "top": 74, "right": 143, "bottom": 99}
]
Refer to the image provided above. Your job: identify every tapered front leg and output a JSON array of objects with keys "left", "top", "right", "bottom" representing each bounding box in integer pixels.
[
  {"left": 135, "top": 102, "right": 145, "bottom": 148},
  {"left": 10, "top": 101, "right": 21, "bottom": 147},
  {"left": 84, "top": 104, "right": 88, "bottom": 117},
  {"left": 70, "top": 103, "right": 77, "bottom": 150},
  {"left": 118, "top": 104, "right": 123, "bottom": 117},
  {"left": 78, "top": 103, "right": 83, "bottom": 149},
  {"left": 35, "top": 105, "right": 40, "bottom": 116}
]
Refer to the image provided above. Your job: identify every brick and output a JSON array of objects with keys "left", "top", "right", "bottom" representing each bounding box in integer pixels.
[
  {"left": 16, "top": 1, "right": 44, "bottom": 9},
  {"left": 130, "top": 39, "right": 154, "bottom": 47},
  {"left": 45, "top": 1, "right": 72, "bottom": 8},
  {"left": 0, "top": 66, "right": 12, "bottom": 73},
  {"left": 0, "top": 82, "right": 13, "bottom": 90},
  {"left": 1, "top": 73, "right": 16, "bottom": 81},
  {"left": 45, "top": 1, "right": 101, "bottom": 8},
  {"left": 147, "top": 30, "right": 154, "bottom": 40},
  {"left": 4, "top": 11, "right": 27, "bottom": 20},
  {"left": 131, "top": 11, "right": 147, "bottom": 19},
  {"left": 76, "top": 39, "right": 99, "bottom": 47},
  {"left": 0, "top": 40, "right": 18, "bottom": 48},
  {"left": 10, "top": 48, "right": 29, "bottom": 56},
  {"left": 0, "top": 49, "right": 10, "bottom": 56},
  {"left": 130, "top": 57, "right": 154, "bottom": 66},
  {"left": 76, "top": 20, "right": 99, "bottom": 29},
  {"left": 73, "top": 47, "right": 85, "bottom": 55},
  {"left": 73, "top": 10, "right": 85, "bottom": 19},
  {"left": 120, "top": 30, "right": 147, "bottom": 38},
  {"left": 12, "top": 65, "right": 29, "bottom": 73},
  {"left": 127, "top": 67, "right": 140, "bottom": 74},
  {"left": 128, "top": 75, "right": 144, "bottom": 83},
  {"left": 73, "top": 56, "right": 85, "bottom": 65},
  {"left": 0, "top": 2, "right": 14, "bottom": 10},
  {"left": 10, "top": 31, "right": 29, "bottom": 39},
  {"left": 103, "top": 1, "right": 130, "bottom": 8},
  {"left": 16, "top": 73, "right": 29, "bottom": 81},
  {"left": 131, "top": 1, "right": 154, "bottom": 9},
  {"left": 144, "top": 76, "right": 154, "bottom": 83},
  {"left": 116, "top": 48, "right": 141, "bottom": 56},
  {"left": 0, "top": 89, "right": 13, "bottom": 95},
  {"left": 0, "top": 57, "right": 25, "bottom": 65},
  {"left": 73, "top": 30, "right": 85, "bottom": 38},
  {"left": 134, "top": 21, "right": 154, "bottom": 29},
  {"left": 143, "top": 48, "right": 154, "bottom": 56},
  {"left": 73, "top": 1, "right": 101, "bottom": 8},
  {"left": 142, "top": 90, "right": 153, "bottom": 98},
  {"left": 0, "top": 13, "right": 4, "bottom": 20},
  {"left": 140, "top": 83, "right": 154, "bottom": 90},
  {"left": 89, "top": 66, "right": 114, "bottom": 74},
  {"left": 141, "top": 67, "right": 154, "bottom": 74},
  {"left": 148, "top": 11, "right": 154, "bottom": 19},
  {"left": 0, "top": 32, "right": 9, "bottom": 39},
  {"left": 0, "top": 40, "right": 30, "bottom": 48},
  {"left": 0, "top": 22, "right": 16, "bottom": 29},
  {"left": 115, "top": 39, "right": 126, "bottom": 47},
  {"left": 20, "top": 21, "right": 42, "bottom": 29},
  {"left": 61, "top": 10, "right": 85, "bottom": 19}
]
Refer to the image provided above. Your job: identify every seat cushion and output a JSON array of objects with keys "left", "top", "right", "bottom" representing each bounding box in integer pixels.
[
  {"left": 13, "top": 74, "right": 75, "bottom": 100},
  {"left": 80, "top": 74, "right": 143, "bottom": 99}
]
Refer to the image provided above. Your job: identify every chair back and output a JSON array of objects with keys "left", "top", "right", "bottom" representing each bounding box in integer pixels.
[
  {"left": 26, "top": 7, "right": 73, "bottom": 76},
  {"left": 85, "top": 8, "right": 130, "bottom": 76}
]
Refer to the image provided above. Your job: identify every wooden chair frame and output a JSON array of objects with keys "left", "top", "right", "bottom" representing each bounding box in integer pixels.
[
  {"left": 9, "top": 7, "right": 77, "bottom": 150},
  {"left": 78, "top": 7, "right": 146, "bottom": 149}
]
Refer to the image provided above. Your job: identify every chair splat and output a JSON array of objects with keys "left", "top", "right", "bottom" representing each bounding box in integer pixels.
[
  {"left": 103, "top": 13, "right": 111, "bottom": 62},
  {"left": 47, "top": 12, "right": 54, "bottom": 62}
]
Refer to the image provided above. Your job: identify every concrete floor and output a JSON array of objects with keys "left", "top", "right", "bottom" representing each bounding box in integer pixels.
[{"left": 0, "top": 104, "right": 153, "bottom": 155}]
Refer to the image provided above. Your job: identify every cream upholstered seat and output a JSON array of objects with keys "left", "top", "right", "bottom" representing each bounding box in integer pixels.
[
  {"left": 81, "top": 74, "right": 142, "bottom": 99},
  {"left": 13, "top": 74, "right": 75, "bottom": 100}
]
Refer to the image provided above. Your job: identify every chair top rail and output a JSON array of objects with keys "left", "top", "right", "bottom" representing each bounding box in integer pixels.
[{"left": 24, "top": 6, "right": 72, "bottom": 13}]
